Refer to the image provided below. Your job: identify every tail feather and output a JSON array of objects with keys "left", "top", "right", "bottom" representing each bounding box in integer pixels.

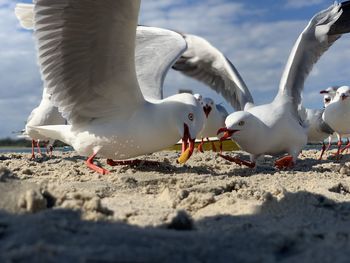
[
  {"left": 15, "top": 3, "right": 34, "bottom": 30},
  {"left": 28, "top": 125, "right": 73, "bottom": 146}
]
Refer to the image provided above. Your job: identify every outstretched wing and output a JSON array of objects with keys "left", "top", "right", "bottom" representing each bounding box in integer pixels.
[
  {"left": 34, "top": 0, "right": 143, "bottom": 124},
  {"left": 278, "top": 2, "right": 350, "bottom": 110},
  {"left": 14, "top": 4, "right": 186, "bottom": 101},
  {"left": 15, "top": 3, "right": 34, "bottom": 30},
  {"left": 135, "top": 26, "right": 187, "bottom": 100},
  {"left": 172, "top": 34, "right": 254, "bottom": 111}
]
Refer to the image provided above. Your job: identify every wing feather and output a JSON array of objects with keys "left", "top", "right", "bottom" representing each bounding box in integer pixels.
[
  {"left": 278, "top": 2, "right": 350, "bottom": 109},
  {"left": 135, "top": 26, "right": 187, "bottom": 100},
  {"left": 172, "top": 34, "right": 254, "bottom": 111},
  {"left": 33, "top": 0, "right": 143, "bottom": 124}
]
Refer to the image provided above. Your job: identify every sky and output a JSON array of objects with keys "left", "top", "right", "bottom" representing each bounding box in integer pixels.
[{"left": 0, "top": 0, "right": 350, "bottom": 138}]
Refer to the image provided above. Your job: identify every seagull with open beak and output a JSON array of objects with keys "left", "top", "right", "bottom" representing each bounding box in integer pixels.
[
  {"left": 174, "top": 2, "right": 350, "bottom": 169},
  {"left": 194, "top": 95, "right": 228, "bottom": 152},
  {"left": 323, "top": 86, "right": 350, "bottom": 157}
]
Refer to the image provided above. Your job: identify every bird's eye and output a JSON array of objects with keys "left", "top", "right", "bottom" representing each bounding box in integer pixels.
[
  {"left": 238, "top": 120, "right": 245, "bottom": 126},
  {"left": 188, "top": 113, "right": 194, "bottom": 121}
]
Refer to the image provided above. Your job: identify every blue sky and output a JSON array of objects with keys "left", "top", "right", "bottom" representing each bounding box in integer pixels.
[{"left": 0, "top": 0, "right": 349, "bottom": 138}]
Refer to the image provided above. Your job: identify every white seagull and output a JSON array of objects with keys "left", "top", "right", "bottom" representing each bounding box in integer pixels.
[
  {"left": 320, "top": 86, "right": 339, "bottom": 106},
  {"left": 174, "top": 2, "right": 350, "bottom": 168},
  {"left": 27, "top": 0, "right": 205, "bottom": 174},
  {"left": 193, "top": 95, "right": 228, "bottom": 152},
  {"left": 23, "top": 87, "right": 66, "bottom": 158},
  {"left": 298, "top": 106, "right": 334, "bottom": 160},
  {"left": 15, "top": 3, "right": 66, "bottom": 158},
  {"left": 323, "top": 85, "right": 350, "bottom": 157}
]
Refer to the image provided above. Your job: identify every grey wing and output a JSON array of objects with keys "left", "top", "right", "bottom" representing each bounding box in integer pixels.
[
  {"left": 278, "top": 2, "right": 350, "bottom": 110},
  {"left": 34, "top": 0, "right": 143, "bottom": 124},
  {"left": 302, "top": 107, "right": 334, "bottom": 142},
  {"left": 172, "top": 34, "right": 254, "bottom": 111},
  {"left": 135, "top": 26, "right": 187, "bottom": 100}
]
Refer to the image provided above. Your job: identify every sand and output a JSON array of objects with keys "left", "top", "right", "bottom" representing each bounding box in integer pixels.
[{"left": 0, "top": 148, "right": 350, "bottom": 262}]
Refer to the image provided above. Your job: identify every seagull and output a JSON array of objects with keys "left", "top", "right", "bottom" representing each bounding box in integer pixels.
[
  {"left": 298, "top": 106, "right": 334, "bottom": 160},
  {"left": 26, "top": 0, "right": 205, "bottom": 174},
  {"left": 174, "top": 2, "right": 350, "bottom": 168},
  {"left": 320, "top": 86, "right": 339, "bottom": 106},
  {"left": 23, "top": 88, "right": 66, "bottom": 158},
  {"left": 319, "top": 85, "right": 348, "bottom": 155},
  {"left": 194, "top": 95, "right": 228, "bottom": 152},
  {"left": 15, "top": 3, "right": 67, "bottom": 158},
  {"left": 323, "top": 85, "right": 350, "bottom": 157}
]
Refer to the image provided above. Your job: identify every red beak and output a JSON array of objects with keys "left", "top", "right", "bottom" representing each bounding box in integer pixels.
[
  {"left": 320, "top": 90, "right": 329, "bottom": 94},
  {"left": 203, "top": 105, "right": 212, "bottom": 118},
  {"left": 217, "top": 127, "right": 239, "bottom": 141},
  {"left": 177, "top": 123, "right": 195, "bottom": 164}
]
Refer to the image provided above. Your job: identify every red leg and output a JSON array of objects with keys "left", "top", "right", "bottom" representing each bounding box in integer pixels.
[
  {"left": 107, "top": 159, "right": 160, "bottom": 166},
  {"left": 43, "top": 141, "right": 49, "bottom": 154},
  {"left": 49, "top": 145, "right": 53, "bottom": 158},
  {"left": 274, "top": 155, "right": 294, "bottom": 169},
  {"left": 219, "top": 141, "right": 223, "bottom": 153},
  {"left": 341, "top": 138, "right": 350, "bottom": 154},
  {"left": 197, "top": 138, "right": 204, "bottom": 153},
  {"left": 30, "top": 139, "right": 36, "bottom": 159},
  {"left": 207, "top": 137, "right": 216, "bottom": 152},
  {"left": 36, "top": 140, "right": 42, "bottom": 156},
  {"left": 86, "top": 153, "right": 109, "bottom": 175},
  {"left": 319, "top": 142, "right": 326, "bottom": 160},
  {"left": 218, "top": 153, "right": 255, "bottom": 168},
  {"left": 334, "top": 140, "right": 342, "bottom": 160}
]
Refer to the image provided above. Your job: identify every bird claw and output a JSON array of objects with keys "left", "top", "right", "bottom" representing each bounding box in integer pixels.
[
  {"left": 274, "top": 155, "right": 294, "bottom": 169},
  {"left": 86, "top": 154, "right": 109, "bottom": 175}
]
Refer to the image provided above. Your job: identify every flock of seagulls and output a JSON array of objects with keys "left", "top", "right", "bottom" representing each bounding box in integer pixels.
[{"left": 12, "top": 0, "right": 350, "bottom": 174}]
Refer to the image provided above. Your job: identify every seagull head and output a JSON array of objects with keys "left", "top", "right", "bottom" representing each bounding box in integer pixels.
[
  {"left": 193, "top": 93, "right": 203, "bottom": 102},
  {"left": 217, "top": 111, "right": 254, "bottom": 141},
  {"left": 320, "top": 86, "right": 339, "bottom": 106},
  {"left": 323, "top": 94, "right": 332, "bottom": 107},
  {"left": 169, "top": 93, "right": 205, "bottom": 164},
  {"left": 202, "top": 97, "right": 215, "bottom": 118},
  {"left": 335, "top": 86, "right": 350, "bottom": 102}
]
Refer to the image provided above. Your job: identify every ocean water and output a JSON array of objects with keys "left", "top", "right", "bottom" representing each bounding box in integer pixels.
[{"left": 0, "top": 147, "right": 73, "bottom": 154}]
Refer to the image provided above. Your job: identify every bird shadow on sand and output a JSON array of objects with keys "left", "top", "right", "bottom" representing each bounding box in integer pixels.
[
  {"left": 1, "top": 190, "right": 350, "bottom": 262},
  {"left": 95, "top": 152, "right": 343, "bottom": 178},
  {"left": 108, "top": 161, "right": 220, "bottom": 176}
]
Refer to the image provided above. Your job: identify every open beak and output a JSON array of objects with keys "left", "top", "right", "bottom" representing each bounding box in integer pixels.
[
  {"left": 177, "top": 123, "right": 195, "bottom": 164},
  {"left": 217, "top": 127, "right": 239, "bottom": 141},
  {"left": 341, "top": 94, "right": 349, "bottom": 101},
  {"left": 320, "top": 90, "right": 329, "bottom": 94},
  {"left": 203, "top": 105, "right": 212, "bottom": 118}
]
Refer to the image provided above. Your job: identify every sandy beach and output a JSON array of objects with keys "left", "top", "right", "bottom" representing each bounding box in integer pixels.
[{"left": 0, "top": 148, "right": 350, "bottom": 262}]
